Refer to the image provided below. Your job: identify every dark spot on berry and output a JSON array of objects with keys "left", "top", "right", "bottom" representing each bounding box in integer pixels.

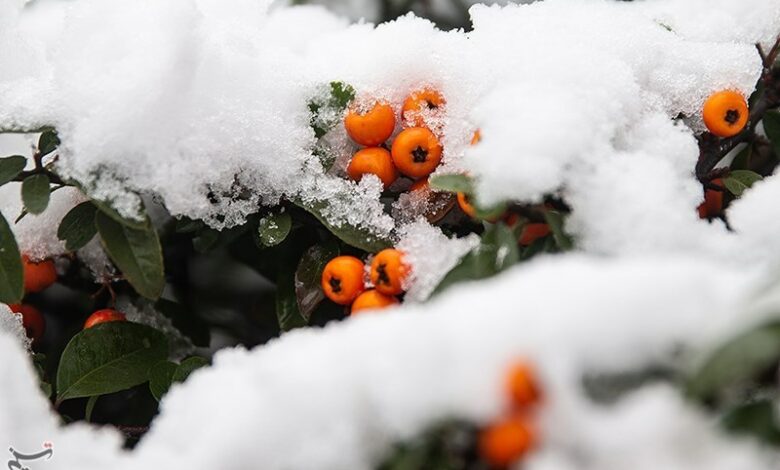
[
  {"left": 376, "top": 263, "right": 390, "bottom": 286},
  {"left": 725, "top": 109, "right": 740, "bottom": 125},
  {"left": 426, "top": 100, "right": 438, "bottom": 110},
  {"left": 412, "top": 146, "right": 428, "bottom": 163},
  {"left": 329, "top": 277, "right": 342, "bottom": 293}
]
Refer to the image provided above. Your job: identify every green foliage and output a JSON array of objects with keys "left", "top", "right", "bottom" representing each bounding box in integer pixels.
[
  {"left": 543, "top": 210, "right": 573, "bottom": 250},
  {"left": 276, "top": 266, "right": 308, "bottom": 331},
  {"left": 723, "top": 170, "right": 763, "bottom": 197},
  {"left": 57, "top": 201, "right": 98, "bottom": 251},
  {"left": 379, "top": 420, "right": 479, "bottom": 470},
  {"left": 429, "top": 174, "right": 474, "bottom": 194},
  {"left": 764, "top": 110, "right": 780, "bottom": 156},
  {"left": 21, "top": 173, "right": 50, "bottom": 214},
  {"left": 95, "top": 211, "right": 165, "bottom": 299},
  {"left": 0, "top": 155, "right": 26, "bottom": 186},
  {"left": 0, "top": 211, "right": 23, "bottom": 304},
  {"left": 295, "top": 240, "right": 339, "bottom": 321},
  {"left": 149, "top": 357, "right": 209, "bottom": 402},
  {"left": 293, "top": 198, "right": 391, "bottom": 252},
  {"left": 434, "top": 223, "right": 518, "bottom": 296},
  {"left": 687, "top": 321, "right": 780, "bottom": 402},
  {"left": 38, "top": 130, "right": 60, "bottom": 157},
  {"left": 56, "top": 322, "right": 168, "bottom": 403},
  {"left": 309, "top": 81, "right": 356, "bottom": 139},
  {"left": 256, "top": 211, "right": 292, "bottom": 248},
  {"left": 721, "top": 399, "right": 780, "bottom": 446}
]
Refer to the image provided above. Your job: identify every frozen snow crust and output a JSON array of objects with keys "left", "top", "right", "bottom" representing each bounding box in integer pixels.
[{"left": 1, "top": 0, "right": 780, "bottom": 468}]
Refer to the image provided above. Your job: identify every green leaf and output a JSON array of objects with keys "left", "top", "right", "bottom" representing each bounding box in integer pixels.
[
  {"left": 174, "top": 218, "right": 205, "bottom": 234},
  {"left": 764, "top": 111, "right": 780, "bottom": 157},
  {"left": 295, "top": 241, "right": 339, "bottom": 321},
  {"left": 255, "top": 211, "right": 292, "bottom": 248},
  {"left": 329, "top": 81, "right": 356, "bottom": 109},
  {"left": 57, "top": 201, "right": 98, "bottom": 251},
  {"left": 433, "top": 224, "right": 518, "bottom": 296},
  {"left": 0, "top": 155, "right": 26, "bottom": 186},
  {"left": 687, "top": 321, "right": 780, "bottom": 401},
  {"left": 723, "top": 170, "right": 763, "bottom": 197},
  {"left": 171, "top": 356, "right": 208, "bottom": 383},
  {"left": 0, "top": 212, "right": 23, "bottom": 303},
  {"left": 85, "top": 395, "right": 98, "bottom": 422},
  {"left": 38, "top": 130, "right": 60, "bottom": 157},
  {"left": 309, "top": 81, "right": 355, "bottom": 139},
  {"left": 91, "top": 197, "right": 149, "bottom": 230},
  {"left": 543, "top": 210, "right": 573, "bottom": 251},
  {"left": 56, "top": 322, "right": 168, "bottom": 403},
  {"left": 21, "top": 174, "right": 50, "bottom": 215},
  {"left": 276, "top": 267, "right": 308, "bottom": 332},
  {"left": 292, "top": 199, "right": 391, "bottom": 252},
  {"left": 148, "top": 360, "right": 177, "bottom": 401},
  {"left": 730, "top": 144, "right": 752, "bottom": 171},
  {"left": 95, "top": 211, "right": 165, "bottom": 299},
  {"left": 721, "top": 399, "right": 780, "bottom": 446},
  {"left": 428, "top": 174, "right": 473, "bottom": 194}
]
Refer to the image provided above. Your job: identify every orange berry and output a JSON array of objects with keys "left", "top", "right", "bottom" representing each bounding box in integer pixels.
[
  {"left": 347, "top": 147, "right": 398, "bottom": 189},
  {"left": 370, "top": 249, "right": 409, "bottom": 296},
  {"left": 519, "top": 223, "right": 551, "bottom": 246},
  {"left": 84, "top": 308, "right": 127, "bottom": 329},
  {"left": 703, "top": 90, "right": 748, "bottom": 138},
  {"left": 401, "top": 88, "right": 445, "bottom": 128},
  {"left": 457, "top": 192, "right": 477, "bottom": 218},
  {"left": 344, "top": 102, "right": 396, "bottom": 146},
  {"left": 697, "top": 178, "right": 724, "bottom": 219},
  {"left": 22, "top": 255, "right": 57, "bottom": 294},
  {"left": 471, "top": 129, "right": 482, "bottom": 145},
  {"left": 8, "top": 303, "right": 45, "bottom": 344},
  {"left": 391, "top": 127, "right": 443, "bottom": 179},
  {"left": 350, "top": 289, "right": 398, "bottom": 315},
  {"left": 409, "top": 178, "right": 429, "bottom": 193},
  {"left": 479, "top": 415, "right": 536, "bottom": 468},
  {"left": 321, "top": 256, "right": 366, "bottom": 305},
  {"left": 506, "top": 361, "right": 542, "bottom": 409}
]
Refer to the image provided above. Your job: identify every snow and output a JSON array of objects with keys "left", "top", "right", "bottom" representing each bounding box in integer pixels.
[{"left": 0, "top": 0, "right": 779, "bottom": 468}]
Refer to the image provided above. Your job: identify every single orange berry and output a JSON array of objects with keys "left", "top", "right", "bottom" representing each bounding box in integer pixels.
[
  {"left": 457, "top": 192, "right": 477, "bottom": 218},
  {"left": 401, "top": 88, "right": 445, "bottom": 128},
  {"left": 479, "top": 415, "right": 537, "bottom": 468},
  {"left": 471, "top": 129, "right": 482, "bottom": 145},
  {"left": 321, "top": 256, "right": 366, "bottom": 305},
  {"left": 8, "top": 304, "right": 45, "bottom": 344},
  {"left": 703, "top": 90, "right": 748, "bottom": 138},
  {"left": 22, "top": 255, "right": 57, "bottom": 294},
  {"left": 347, "top": 147, "right": 398, "bottom": 189},
  {"left": 391, "top": 127, "right": 443, "bottom": 179},
  {"left": 84, "top": 309, "right": 127, "bottom": 329},
  {"left": 370, "top": 249, "right": 409, "bottom": 296},
  {"left": 697, "top": 178, "right": 724, "bottom": 219},
  {"left": 350, "top": 289, "right": 398, "bottom": 315},
  {"left": 344, "top": 102, "right": 396, "bottom": 146},
  {"left": 506, "top": 361, "right": 542, "bottom": 409},
  {"left": 519, "top": 223, "right": 551, "bottom": 246}
]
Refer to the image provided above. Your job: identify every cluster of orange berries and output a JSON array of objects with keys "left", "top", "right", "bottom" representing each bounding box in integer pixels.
[
  {"left": 7, "top": 254, "right": 127, "bottom": 345},
  {"left": 478, "top": 360, "right": 543, "bottom": 468},
  {"left": 344, "top": 89, "right": 445, "bottom": 188},
  {"left": 320, "top": 248, "right": 409, "bottom": 315}
]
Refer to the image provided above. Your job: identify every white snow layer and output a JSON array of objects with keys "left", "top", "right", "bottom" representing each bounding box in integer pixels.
[{"left": 0, "top": 0, "right": 780, "bottom": 468}]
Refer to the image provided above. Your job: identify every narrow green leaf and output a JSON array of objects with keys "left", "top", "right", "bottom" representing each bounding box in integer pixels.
[
  {"left": 295, "top": 241, "right": 339, "bottom": 321},
  {"left": 148, "top": 361, "right": 177, "bottom": 402},
  {"left": 687, "top": 321, "right": 780, "bottom": 401},
  {"left": 543, "top": 210, "right": 573, "bottom": 251},
  {"left": 429, "top": 174, "right": 474, "bottom": 194},
  {"left": 57, "top": 201, "right": 98, "bottom": 251},
  {"left": 21, "top": 174, "right": 50, "bottom": 215},
  {"left": 292, "top": 199, "right": 391, "bottom": 252},
  {"left": 95, "top": 211, "right": 165, "bottom": 299},
  {"left": 256, "top": 211, "right": 292, "bottom": 248},
  {"left": 763, "top": 111, "right": 780, "bottom": 157},
  {"left": 0, "top": 155, "right": 26, "bottom": 186},
  {"left": 0, "top": 212, "right": 23, "bottom": 303},
  {"left": 56, "top": 322, "right": 168, "bottom": 402}
]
